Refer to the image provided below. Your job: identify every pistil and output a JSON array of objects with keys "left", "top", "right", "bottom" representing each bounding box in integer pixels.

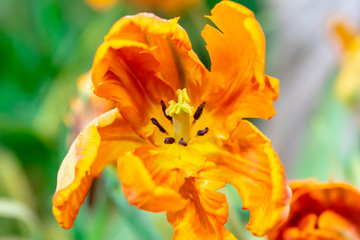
[
  {"left": 173, "top": 111, "right": 190, "bottom": 141},
  {"left": 165, "top": 89, "right": 194, "bottom": 142}
]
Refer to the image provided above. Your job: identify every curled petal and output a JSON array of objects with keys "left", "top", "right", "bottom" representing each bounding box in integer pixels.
[
  {"left": 203, "top": 120, "right": 291, "bottom": 236},
  {"left": 167, "top": 177, "right": 236, "bottom": 240},
  {"left": 201, "top": 1, "right": 278, "bottom": 124},
  {"left": 91, "top": 13, "right": 207, "bottom": 130},
  {"left": 117, "top": 145, "right": 188, "bottom": 212},
  {"left": 53, "top": 109, "right": 145, "bottom": 228}
]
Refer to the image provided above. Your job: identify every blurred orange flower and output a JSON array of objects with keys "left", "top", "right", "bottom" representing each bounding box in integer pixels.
[
  {"left": 267, "top": 180, "right": 360, "bottom": 240},
  {"left": 86, "top": 0, "right": 200, "bottom": 14},
  {"left": 53, "top": 1, "right": 291, "bottom": 238},
  {"left": 86, "top": 0, "right": 118, "bottom": 11},
  {"left": 330, "top": 17, "right": 360, "bottom": 108},
  {"left": 65, "top": 72, "right": 115, "bottom": 142},
  {"left": 128, "top": 0, "right": 200, "bottom": 15}
]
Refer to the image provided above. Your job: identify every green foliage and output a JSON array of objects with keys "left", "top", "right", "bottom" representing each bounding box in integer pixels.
[{"left": 294, "top": 73, "right": 360, "bottom": 182}]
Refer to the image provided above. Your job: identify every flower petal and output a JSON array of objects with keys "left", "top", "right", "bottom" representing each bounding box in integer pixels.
[
  {"left": 53, "top": 108, "right": 145, "bottom": 228},
  {"left": 91, "top": 13, "right": 207, "bottom": 130},
  {"left": 167, "top": 177, "right": 236, "bottom": 240},
  {"left": 318, "top": 210, "right": 359, "bottom": 239},
  {"left": 117, "top": 145, "right": 189, "bottom": 213},
  {"left": 203, "top": 120, "right": 291, "bottom": 236},
  {"left": 201, "top": 1, "right": 278, "bottom": 122},
  {"left": 289, "top": 180, "right": 360, "bottom": 215}
]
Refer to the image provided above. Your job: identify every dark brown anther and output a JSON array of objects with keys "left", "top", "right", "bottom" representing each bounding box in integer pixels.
[
  {"left": 193, "top": 102, "right": 206, "bottom": 120},
  {"left": 179, "top": 138, "right": 188, "bottom": 146},
  {"left": 197, "top": 127, "right": 209, "bottom": 136},
  {"left": 161, "top": 100, "right": 172, "bottom": 121},
  {"left": 164, "top": 137, "right": 175, "bottom": 144},
  {"left": 151, "top": 118, "right": 166, "bottom": 133}
]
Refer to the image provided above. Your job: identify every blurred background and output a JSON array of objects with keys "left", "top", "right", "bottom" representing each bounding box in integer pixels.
[{"left": 1, "top": 0, "right": 360, "bottom": 239}]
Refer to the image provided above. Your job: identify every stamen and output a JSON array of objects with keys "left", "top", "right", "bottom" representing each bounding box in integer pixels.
[
  {"left": 164, "top": 137, "right": 175, "bottom": 144},
  {"left": 151, "top": 118, "right": 166, "bottom": 133},
  {"left": 179, "top": 137, "right": 188, "bottom": 146},
  {"left": 161, "top": 100, "right": 172, "bottom": 121},
  {"left": 197, "top": 127, "right": 209, "bottom": 136},
  {"left": 193, "top": 102, "right": 206, "bottom": 120}
]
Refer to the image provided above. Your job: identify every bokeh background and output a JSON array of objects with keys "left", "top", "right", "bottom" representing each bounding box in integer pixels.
[{"left": 1, "top": 0, "right": 360, "bottom": 239}]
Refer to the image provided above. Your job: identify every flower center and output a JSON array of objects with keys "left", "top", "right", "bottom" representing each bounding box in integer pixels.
[
  {"left": 150, "top": 88, "right": 208, "bottom": 147},
  {"left": 165, "top": 89, "right": 194, "bottom": 142}
]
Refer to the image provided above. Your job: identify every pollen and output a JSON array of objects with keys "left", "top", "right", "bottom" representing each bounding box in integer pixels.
[
  {"left": 193, "top": 102, "right": 205, "bottom": 120},
  {"left": 161, "top": 100, "right": 172, "bottom": 121},
  {"left": 164, "top": 137, "right": 175, "bottom": 144},
  {"left": 179, "top": 137, "right": 188, "bottom": 146},
  {"left": 197, "top": 127, "right": 209, "bottom": 136},
  {"left": 151, "top": 118, "right": 167, "bottom": 133}
]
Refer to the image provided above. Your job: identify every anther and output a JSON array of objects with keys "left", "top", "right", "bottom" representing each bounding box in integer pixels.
[
  {"left": 179, "top": 137, "right": 188, "bottom": 146},
  {"left": 151, "top": 118, "right": 166, "bottom": 133},
  {"left": 197, "top": 127, "right": 209, "bottom": 136},
  {"left": 164, "top": 137, "right": 175, "bottom": 144},
  {"left": 193, "top": 102, "right": 206, "bottom": 120},
  {"left": 161, "top": 100, "right": 172, "bottom": 121}
]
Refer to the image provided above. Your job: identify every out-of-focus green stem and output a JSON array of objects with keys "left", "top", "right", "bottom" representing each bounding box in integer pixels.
[
  {"left": 0, "top": 198, "right": 42, "bottom": 240},
  {"left": 103, "top": 166, "right": 162, "bottom": 240}
]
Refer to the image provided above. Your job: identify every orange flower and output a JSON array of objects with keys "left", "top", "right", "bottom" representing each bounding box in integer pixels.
[
  {"left": 267, "top": 180, "right": 360, "bottom": 240},
  {"left": 128, "top": 0, "right": 200, "bottom": 15},
  {"left": 53, "top": 1, "right": 291, "bottom": 238},
  {"left": 86, "top": 0, "right": 200, "bottom": 14},
  {"left": 86, "top": 0, "right": 118, "bottom": 11},
  {"left": 66, "top": 72, "right": 115, "bottom": 141}
]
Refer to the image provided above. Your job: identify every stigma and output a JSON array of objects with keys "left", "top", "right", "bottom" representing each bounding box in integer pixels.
[{"left": 165, "top": 89, "right": 194, "bottom": 142}]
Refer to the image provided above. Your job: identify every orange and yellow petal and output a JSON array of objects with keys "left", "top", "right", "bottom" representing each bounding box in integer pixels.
[
  {"left": 317, "top": 210, "right": 359, "bottom": 239},
  {"left": 117, "top": 142, "right": 210, "bottom": 212},
  {"left": 53, "top": 108, "right": 145, "bottom": 228},
  {"left": 167, "top": 177, "right": 236, "bottom": 240},
  {"left": 91, "top": 13, "right": 207, "bottom": 132},
  {"left": 202, "top": 120, "right": 291, "bottom": 236},
  {"left": 201, "top": 1, "right": 278, "bottom": 123},
  {"left": 117, "top": 147, "right": 188, "bottom": 213}
]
